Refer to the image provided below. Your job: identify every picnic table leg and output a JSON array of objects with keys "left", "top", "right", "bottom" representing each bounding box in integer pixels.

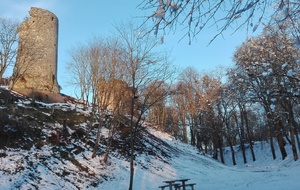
[{"left": 182, "top": 181, "right": 186, "bottom": 190}]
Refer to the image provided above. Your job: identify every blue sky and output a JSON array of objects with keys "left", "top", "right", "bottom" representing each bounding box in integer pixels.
[{"left": 1, "top": 0, "right": 262, "bottom": 96}]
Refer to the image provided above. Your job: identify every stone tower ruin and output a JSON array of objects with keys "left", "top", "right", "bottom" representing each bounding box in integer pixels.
[{"left": 10, "top": 7, "right": 61, "bottom": 100}]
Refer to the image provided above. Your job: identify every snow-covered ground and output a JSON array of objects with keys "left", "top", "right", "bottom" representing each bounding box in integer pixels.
[
  {"left": 1, "top": 132, "right": 300, "bottom": 190},
  {"left": 0, "top": 94, "right": 299, "bottom": 190},
  {"left": 99, "top": 128, "right": 300, "bottom": 190},
  {"left": 1, "top": 125, "right": 300, "bottom": 190}
]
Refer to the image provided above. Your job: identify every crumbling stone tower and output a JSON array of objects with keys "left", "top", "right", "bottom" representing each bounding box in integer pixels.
[{"left": 10, "top": 7, "right": 60, "bottom": 96}]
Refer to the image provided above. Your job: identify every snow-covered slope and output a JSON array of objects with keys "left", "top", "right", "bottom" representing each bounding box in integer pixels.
[
  {"left": 131, "top": 128, "right": 300, "bottom": 190},
  {"left": 1, "top": 88, "right": 300, "bottom": 190},
  {"left": 1, "top": 126, "right": 299, "bottom": 190},
  {"left": 99, "top": 127, "right": 300, "bottom": 190}
]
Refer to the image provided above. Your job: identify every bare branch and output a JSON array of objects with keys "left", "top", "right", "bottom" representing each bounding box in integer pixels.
[
  {"left": 138, "top": 0, "right": 300, "bottom": 43},
  {"left": 0, "top": 17, "right": 19, "bottom": 84}
]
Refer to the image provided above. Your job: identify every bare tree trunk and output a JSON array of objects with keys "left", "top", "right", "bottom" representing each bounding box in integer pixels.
[
  {"left": 204, "top": 143, "right": 208, "bottom": 154},
  {"left": 182, "top": 118, "right": 188, "bottom": 144},
  {"left": 240, "top": 133, "right": 247, "bottom": 164},
  {"left": 266, "top": 114, "right": 276, "bottom": 160},
  {"left": 129, "top": 96, "right": 135, "bottom": 190},
  {"left": 218, "top": 137, "right": 225, "bottom": 164},
  {"left": 228, "top": 139, "right": 236, "bottom": 165},
  {"left": 295, "top": 127, "right": 300, "bottom": 155},
  {"left": 243, "top": 107, "right": 256, "bottom": 162},
  {"left": 224, "top": 115, "right": 236, "bottom": 165},
  {"left": 190, "top": 118, "right": 196, "bottom": 146},
  {"left": 290, "top": 125, "right": 298, "bottom": 161},
  {"left": 287, "top": 114, "right": 298, "bottom": 161},
  {"left": 276, "top": 133, "right": 287, "bottom": 160},
  {"left": 212, "top": 141, "right": 218, "bottom": 160},
  {"left": 275, "top": 119, "right": 287, "bottom": 160},
  {"left": 290, "top": 104, "right": 300, "bottom": 155},
  {"left": 238, "top": 105, "right": 247, "bottom": 164},
  {"left": 103, "top": 120, "right": 118, "bottom": 164},
  {"left": 0, "top": 72, "right": 4, "bottom": 85},
  {"left": 287, "top": 103, "right": 299, "bottom": 161},
  {"left": 92, "top": 117, "right": 103, "bottom": 158},
  {"left": 269, "top": 135, "right": 276, "bottom": 160},
  {"left": 196, "top": 132, "right": 202, "bottom": 150}
]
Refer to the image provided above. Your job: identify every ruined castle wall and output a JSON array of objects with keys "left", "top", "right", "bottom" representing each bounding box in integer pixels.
[{"left": 10, "top": 7, "right": 60, "bottom": 94}]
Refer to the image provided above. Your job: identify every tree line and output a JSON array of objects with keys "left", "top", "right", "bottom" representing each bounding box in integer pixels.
[
  {"left": 64, "top": 19, "right": 300, "bottom": 170},
  {"left": 151, "top": 22, "right": 300, "bottom": 165}
]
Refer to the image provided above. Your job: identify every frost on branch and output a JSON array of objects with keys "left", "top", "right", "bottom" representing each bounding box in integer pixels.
[
  {"left": 139, "top": 0, "right": 300, "bottom": 43},
  {"left": 154, "top": 5, "right": 165, "bottom": 35}
]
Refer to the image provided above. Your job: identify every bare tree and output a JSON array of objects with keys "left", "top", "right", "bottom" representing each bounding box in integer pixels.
[
  {"left": 93, "top": 46, "right": 129, "bottom": 162},
  {"left": 167, "top": 82, "right": 189, "bottom": 142},
  {"left": 218, "top": 85, "right": 239, "bottom": 165},
  {"left": 145, "top": 81, "right": 169, "bottom": 129},
  {"left": 199, "top": 74, "right": 224, "bottom": 161},
  {"left": 232, "top": 23, "right": 300, "bottom": 160},
  {"left": 66, "top": 37, "right": 128, "bottom": 160},
  {"left": 177, "top": 67, "right": 201, "bottom": 146},
  {"left": 138, "top": 0, "right": 300, "bottom": 43},
  {"left": 0, "top": 17, "right": 19, "bottom": 84},
  {"left": 171, "top": 67, "right": 226, "bottom": 160},
  {"left": 66, "top": 43, "right": 93, "bottom": 106},
  {"left": 101, "top": 78, "right": 132, "bottom": 163},
  {"left": 114, "top": 21, "right": 176, "bottom": 190}
]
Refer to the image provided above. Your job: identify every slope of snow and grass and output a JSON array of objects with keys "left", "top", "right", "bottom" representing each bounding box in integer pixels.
[{"left": 0, "top": 88, "right": 300, "bottom": 190}]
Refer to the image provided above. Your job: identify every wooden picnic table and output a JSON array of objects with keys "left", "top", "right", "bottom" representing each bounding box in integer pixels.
[
  {"left": 161, "top": 179, "right": 191, "bottom": 190},
  {"left": 176, "top": 179, "right": 190, "bottom": 190},
  {"left": 162, "top": 180, "right": 177, "bottom": 190}
]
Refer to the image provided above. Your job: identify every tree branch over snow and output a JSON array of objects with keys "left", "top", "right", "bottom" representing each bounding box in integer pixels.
[{"left": 138, "top": 0, "right": 300, "bottom": 44}]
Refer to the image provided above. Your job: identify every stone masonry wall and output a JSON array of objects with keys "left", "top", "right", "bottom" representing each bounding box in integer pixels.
[{"left": 10, "top": 7, "right": 60, "bottom": 94}]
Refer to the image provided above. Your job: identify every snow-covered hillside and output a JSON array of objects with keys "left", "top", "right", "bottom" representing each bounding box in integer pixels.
[{"left": 1, "top": 88, "right": 300, "bottom": 190}]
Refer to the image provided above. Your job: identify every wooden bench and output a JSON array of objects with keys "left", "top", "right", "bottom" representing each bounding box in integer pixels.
[
  {"left": 159, "top": 179, "right": 196, "bottom": 190},
  {"left": 158, "top": 185, "right": 169, "bottom": 190},
  {"left": 158, "top": 183, "right": 181, "bottom": 190},
  {"left": 175, "top": 183, "right": 196, "bottom": 190},
  {"left": 176, "top": 179, "right": 189, "bottom": 190}
]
